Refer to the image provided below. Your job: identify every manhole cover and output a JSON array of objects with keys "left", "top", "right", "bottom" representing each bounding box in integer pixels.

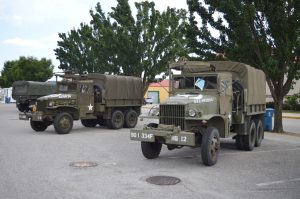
[
  {"left": 69, "top": 161, "right": 98, "bottom": 168},
  {"left": 146, "top": 176, "right": 181, "bottom": 185}
]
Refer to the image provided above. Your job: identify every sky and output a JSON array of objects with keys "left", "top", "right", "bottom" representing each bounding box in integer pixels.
[{"left": 0, "top": 0, "right": 188, "bottom": 74}]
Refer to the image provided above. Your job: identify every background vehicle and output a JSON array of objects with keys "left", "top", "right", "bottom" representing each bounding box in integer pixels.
[
  {"left": 144, "top": 97, "right": 153, "bottom": 104},
  {"left": 130, "top": 60, "right": 266, "bottom": 166},
  {"left": 12, "top": 81, "right": 56, "bottom": 112},
  {"left": 19, "top": 73, "right": 143, "bottom": 134}
]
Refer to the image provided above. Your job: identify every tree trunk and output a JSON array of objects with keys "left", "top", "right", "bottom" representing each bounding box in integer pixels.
[
  {"left": 143, "top": 80, "right": 150, "bottom": 97},
  {"left": 273, "top": 98, "right": 284, "bottom": 133}
]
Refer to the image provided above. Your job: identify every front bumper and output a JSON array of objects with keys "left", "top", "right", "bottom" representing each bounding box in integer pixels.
[
  {"left": 19, "top": 111, "right": 43, "bottom": 121},
  {"left": 130, "top": 125, "right": 196, "bottom": 146}
]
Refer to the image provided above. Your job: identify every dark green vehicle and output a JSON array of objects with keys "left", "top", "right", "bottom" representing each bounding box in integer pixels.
[
  {"left": 130, "top": 60, "right": 266, "bottom": 166},
  {"left": 19, "top": 73, "right": 143, "bottom": 134},
  {"left": 12, "top": 81, "right": 57, "bottom": 112}
]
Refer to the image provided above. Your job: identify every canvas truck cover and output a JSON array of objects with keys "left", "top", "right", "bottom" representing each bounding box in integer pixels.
[
  {"left": 104, "top": 75, "right": 143, "bottom": 100},
  {"left": 87, "top": 74, "right": 143, "bottom": 100},
  {"left": 170, "top": 61, "right": 266, "bottom": 105},
  {"left": 12, "top": 81, "right": 57, "bottom": 98}
]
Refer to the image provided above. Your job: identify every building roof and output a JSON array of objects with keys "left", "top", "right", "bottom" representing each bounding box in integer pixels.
[{"left": 149, "top": 79, "right": 169, "bottom": 87}]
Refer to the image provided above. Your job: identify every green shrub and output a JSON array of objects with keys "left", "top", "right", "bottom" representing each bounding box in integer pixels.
[{"left": 286, "top": 93, "right": 300, "bottom": 111}]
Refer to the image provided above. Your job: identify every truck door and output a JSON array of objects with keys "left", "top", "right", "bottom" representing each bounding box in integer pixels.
[
  {"left": 219, "top": 74, "right": 232, "bottom": 116},
  {"left": 77, "top": 80, "right": 94, "bottom": 116}
]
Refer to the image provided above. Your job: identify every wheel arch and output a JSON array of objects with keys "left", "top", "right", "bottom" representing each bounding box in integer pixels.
[
  {"left": 207, "top": 116, "right": 226, "bottom": 138},
  {"left": 55, "top": 106, "right": 79, "bottom": 120}
]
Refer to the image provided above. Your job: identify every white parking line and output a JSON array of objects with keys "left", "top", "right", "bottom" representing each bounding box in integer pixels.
[{"left": 256, "top": 178, "right": 300, "bottom": 187}]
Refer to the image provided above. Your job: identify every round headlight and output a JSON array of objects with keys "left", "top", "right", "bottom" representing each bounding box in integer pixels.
[
  {"left": 48, "top": 101, "right": 54, "bottom": 107},
  {"left": 32, "top": 105, "right": 37, "bottom": 112},
  {"left": 188, "top": 109, "right": 197, "bottom": 117}
]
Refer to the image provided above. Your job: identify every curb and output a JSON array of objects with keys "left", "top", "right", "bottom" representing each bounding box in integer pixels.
[
  {"left": 265, "top": 131, "right": 300, "bottom": 138},
  {"left": 282, "top": 116, "right": 300, "bottom": 119}
]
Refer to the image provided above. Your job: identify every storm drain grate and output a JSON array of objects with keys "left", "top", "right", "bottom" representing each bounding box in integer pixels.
[
  {"left": 69, "top": 161, "right": 98, "bottom": 168},
  {"left": 146, "top": 176, "right": 181, "bottom": 185}
]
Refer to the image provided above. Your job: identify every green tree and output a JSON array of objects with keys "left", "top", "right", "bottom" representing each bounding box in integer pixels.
[
  {"left": 0, "top": 56, "right": 54, "bottom": 87},
  {"left": 55, "top": 0, "right": 188, "bottom": 93},
  {"left": 54, "top": 23, "right": 111, "bottom": 74},
  {"left": 186, "top": 0, "right": 300, "bottom": 133}
]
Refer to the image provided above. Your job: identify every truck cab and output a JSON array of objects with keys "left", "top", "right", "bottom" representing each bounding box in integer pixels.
[{"left": 161, "top": 72, "right": 233, "bottom": 137}]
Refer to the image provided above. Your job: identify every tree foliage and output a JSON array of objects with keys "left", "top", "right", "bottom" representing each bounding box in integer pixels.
[
  {"left": 54, "top": 24, "right": 97, "bottom": 73},
  {"left": 0, "top": 56, "right": 54, "bottom": 87},
  {"left": 286, "top": 93, "right": 300, "bottom": 111},
  {"left": 54, "top": 0, "right": 188, "bottom": 93},
  {"left": 186, "top": 0, "right": 300, "bottom": 133}
]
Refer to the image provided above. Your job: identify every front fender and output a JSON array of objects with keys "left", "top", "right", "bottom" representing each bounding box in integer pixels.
[{"left": 55, "top": 106, "right": 79, "bottom": 119}]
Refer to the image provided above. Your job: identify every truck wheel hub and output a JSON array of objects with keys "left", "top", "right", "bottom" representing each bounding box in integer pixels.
[
  {"left": 60, "top": 117, "right": 70, "bottom": 128},
  {"left": 211, "top": 137, "right": 219, "bottom": 156}
]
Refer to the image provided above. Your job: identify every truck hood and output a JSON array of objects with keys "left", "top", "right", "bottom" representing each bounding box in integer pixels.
[
  {"left": 38, "top": 93, "right": 76, "bottom": 101},
  {"left": 164, "top": 94, "right": 216, "bottom": 105}
]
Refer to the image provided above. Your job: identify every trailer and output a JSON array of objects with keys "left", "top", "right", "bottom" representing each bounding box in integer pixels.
[{"left": 12, "top": 81, "right": 56, "bottom": 111}]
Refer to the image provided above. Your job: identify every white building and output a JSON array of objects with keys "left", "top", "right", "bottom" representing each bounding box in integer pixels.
[
  {"left": 1, "top": 87, "right": 16, "bottom": 103},
  {"left": 266, "top": 80, "right": 300, "bottom": 102}
]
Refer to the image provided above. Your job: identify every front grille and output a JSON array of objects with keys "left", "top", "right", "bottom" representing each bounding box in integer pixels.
[
  {"left": 37, "top": 101, "right": 47, "bottom": 111},
  {"left": 159, "top": 104, "right": 185, "bottom": 130}
]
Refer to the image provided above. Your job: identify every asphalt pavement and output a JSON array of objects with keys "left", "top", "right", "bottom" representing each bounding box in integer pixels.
[{"left": 0, "top": 103, "right": 300, "bottom": 199}]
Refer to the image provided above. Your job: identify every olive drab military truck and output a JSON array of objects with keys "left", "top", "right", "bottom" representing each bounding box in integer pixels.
[
  {"left": 130, "top": 60, "right": 266, "bottom": 166},
  {"left": 19, "top": 73, "right": 143, "bottom": 134},
  {"left": 12, "top": 81, "right": 57, "bottom": 112}
]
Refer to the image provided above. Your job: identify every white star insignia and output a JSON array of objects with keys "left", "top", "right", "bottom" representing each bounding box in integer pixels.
[{"left": 88, "top": 104, "right": 93, "bottom": 111}]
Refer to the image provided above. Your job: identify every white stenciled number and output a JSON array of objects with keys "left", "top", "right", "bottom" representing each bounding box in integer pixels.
[
  {"left": 171, "top": 136, "right": 179, "bottom": 142},
  {"left": 130, "top": 132, "right": 137, "bottom": 138},
  {"left": 181, "top": 136, "right": 187, "bottom": 142},
  {"left": 141, "top": 133, "right": 153, "bottom": 140}
]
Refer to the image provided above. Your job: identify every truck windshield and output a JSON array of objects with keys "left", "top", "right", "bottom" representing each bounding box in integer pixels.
[
  {"left": 58, "top": 83, "right": 77, "bottom": 92},
  {"left": 173, "top": 75, "right": 217, "bottom": 91}
]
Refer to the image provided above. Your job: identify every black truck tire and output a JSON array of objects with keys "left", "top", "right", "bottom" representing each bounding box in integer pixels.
[
  {"left": 98, "top": 117, "right": 106, "bottom": 126},
  {"left": 255, "top": 119, "right": 264, "bottom": 147},
  {"left": 107, "top": 110, "right": 124, "bottom": 129},
  {"left": 54, "top": 112, "right": 73, "bottom": 134},
  {"left": 201, "top": 127, "right": 220, "bottom": 166},
  {"left": 141, "top": 141, "right": 162, "bottom": 159},
  {"left": 243, "top": 120, "right": 256, "bottom": 151},
  {"left": 30, "top": 120, "right": 48, "bottom": 132},
  {"left": 81, "top": 119, "right": 98, "bottom": 127},
  {"left": 124, "top": 110, "right": 138, "bottom": 128},
  {"left": 235, "top": 135, "right": 244, "bottom": 150}
]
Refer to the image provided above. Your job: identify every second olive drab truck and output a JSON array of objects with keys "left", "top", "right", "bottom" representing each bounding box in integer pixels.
[
  {"left": 12, "top": 81, "right": 56, "bottom": 112},
  {"left": 130, "top": 60, "right": 266, "bottom": 166},
  {"left": 19, "top": 73, "right": 143, "bottom": 134}
]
